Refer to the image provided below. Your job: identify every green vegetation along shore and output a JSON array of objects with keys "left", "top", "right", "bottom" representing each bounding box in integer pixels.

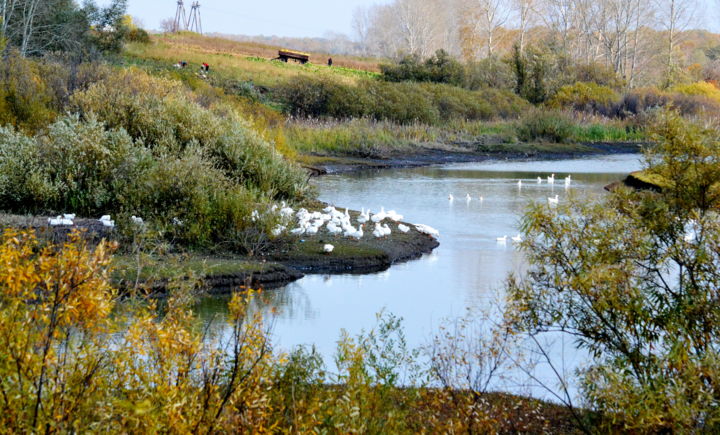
[{"left": 3, "top": 2, "right": 720, "bottom": 429}]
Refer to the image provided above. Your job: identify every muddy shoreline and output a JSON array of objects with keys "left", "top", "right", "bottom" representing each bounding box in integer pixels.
[
  {"left": 3, "top": 143, "right": 639, "bottom": 296},
  {"left": 305, "top": 142, "right": 643, "bottom": 176}
]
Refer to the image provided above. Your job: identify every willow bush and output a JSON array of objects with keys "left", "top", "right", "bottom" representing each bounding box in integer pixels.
[{"left": 507, "top": 112, "right": 720, "bottom": 431}]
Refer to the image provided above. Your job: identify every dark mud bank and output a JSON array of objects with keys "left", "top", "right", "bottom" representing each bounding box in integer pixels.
[{"left": 307, "top": 142, "right": 643, "bottom": 176}]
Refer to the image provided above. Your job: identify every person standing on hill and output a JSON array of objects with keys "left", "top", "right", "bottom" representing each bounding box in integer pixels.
[{"left": 328, "top": 58, "right": 333, "bottom": 67}]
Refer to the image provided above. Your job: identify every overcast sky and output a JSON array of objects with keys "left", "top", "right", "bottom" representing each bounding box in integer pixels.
[
  {"left": 104, "top": 0, "right": 718, "bottom": 39},
  {"left": 113, "top": 0, "right": 390, "bottom": 38}
]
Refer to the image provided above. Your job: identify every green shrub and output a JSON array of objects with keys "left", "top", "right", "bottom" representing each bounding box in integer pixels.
[
  {"left": 363, "top": 80, "right": 440, "bottom": 124},
  {"left": 70, "top": 68, "right": 308, "bottom": 200},
  {"left": 380, "top": 50, "right": 465, "bottom": 86},
  {"left": 549, "top": 82, "right": 619, "bottom": 112},
  {"left": 464, "top": 57, "right": 515, "bottom": 91},
  {"left": 277, "top": 75, "right": 528, "bottom": 125},
  {"left": 670, "top": 81, "right": 720, "bottom": 103},
  {"left": 516, "top": 110, "right": 575, "bottom": 143}
]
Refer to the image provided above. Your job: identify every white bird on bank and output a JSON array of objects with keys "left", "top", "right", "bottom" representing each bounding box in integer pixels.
[
  {"left": 548, "top": 195, "right": 559, "bottom": 206},
  {"left": 398, "top": 224, "right": 410, "bottom": 233},
  {"left": 371, "top": 207, "right": 387, "bottom": 223},
  {"left": 415, "top": 224, "right": 440, "bottom": 238},
  {"left": 357, "top": 208, "right": 370, "bottom": 224},
  {"left": 49, "top": 216, "right": 71, "bottom": 226},
  {"left": 272, "top": 225, "right": 286, "bottom": 236},
  {"left": 386, "top": 210, "right": 403, "bottom": 222},
  {"left": 349, "top": 225, "right": 364, "bottom": 240},
  {"left": 99, "top": 215, "right": 115, "bottom": 228},
  {"left": 372, "top": 224, "right": 385, "bottom": 238},
  {"left": 323, "top": 244, "right": 335, "bottom": 253},
  {"left": 63, "top": 213, "right": 76, "bottom": 220},
  {"left": 131, "top": 216, "right": 144, "bottom": 225}
]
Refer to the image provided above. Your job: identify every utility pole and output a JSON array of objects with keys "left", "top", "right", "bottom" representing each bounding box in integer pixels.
[
  {"left": 173, "top": 0, "right": 187, "bottom": 32},
  {"left": 188, "top": 2, "right": 203, "bottom": 34}
]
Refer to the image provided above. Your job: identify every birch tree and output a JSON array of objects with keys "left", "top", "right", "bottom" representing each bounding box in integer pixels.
[
  {"left": 655, "top": 0, "right": 697, "bottom": 86},
  {"left": 512, "top": 0, "right": 537, "bottom": 53},
  {"left": 472, "top": 0, "right": 511, "bottom": 58}
]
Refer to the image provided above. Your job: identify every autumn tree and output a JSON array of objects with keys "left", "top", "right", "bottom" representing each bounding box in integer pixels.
[{"left": 507, "top": 111, "right": 720, "bottom": 431}]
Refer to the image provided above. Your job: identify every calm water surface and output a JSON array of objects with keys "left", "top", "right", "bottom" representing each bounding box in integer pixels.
[{"left": 199, "top": 154, "right": 643, "bottom": 367}]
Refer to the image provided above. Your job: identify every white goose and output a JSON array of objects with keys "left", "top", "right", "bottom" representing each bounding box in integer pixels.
[
  {"left": 357, "top": 208, "right": 370, "bottom": 224},
  {"left": 548, "top": 195, "right": 559, "bottom": 206},
  {"left": 496, "top": 235, "right": 508, "bottom": 243},
  {"left": 465, "top": 193, "right": 472, "bottom": 203},
  {"left": 565, "top": 175, "right": 572, "bottom": 188},
  {"left": 512, "top": 234, "right": 523, "bottom": 243},
  {"left": 547, "top": 174, "right": 555, "bottom": 184},
  {"left": 537, "top": 177, "right": 542, "bottom": 184},
  {"left": 415, "top": 224, "right": 440, "bottom": 238},
  {"left": 371, "top": 207, "right": 387, "bottom": 223},
  {"left": 398, "top": 224, "right": 410, "bottom": 233},
  {"left": 448, "top": 193, "right": 454, "bottom": 202}
]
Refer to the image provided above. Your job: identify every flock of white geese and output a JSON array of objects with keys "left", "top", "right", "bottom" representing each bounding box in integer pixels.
[
  {"left": 270, "top": 203, "right": 440, "bottom": 253},
  {"left": 46, "top": 173, "right": 572, "bottom": 254},
  {"left": 448, "top": 173, "right": 574, "bottom": 245}
]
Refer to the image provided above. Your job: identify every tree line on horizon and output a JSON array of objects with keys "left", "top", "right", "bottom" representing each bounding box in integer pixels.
[{"left": 350, "top": 0, "right": 716, "bottom": 89}]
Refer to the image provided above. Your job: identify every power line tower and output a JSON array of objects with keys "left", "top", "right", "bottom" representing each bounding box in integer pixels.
[
  {"left": 188, "top": 2, "right": 203, "bottom": 34},
  {"left": 173, "top": 0, "right": 187, "bottom": 32}
]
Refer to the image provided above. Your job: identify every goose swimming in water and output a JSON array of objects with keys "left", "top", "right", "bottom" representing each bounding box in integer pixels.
[
  {"left": 548, "top": 195, "right": 559, "bottom": 206},
  {"left": 496, "top": 235, "right": 508, "bottom": 243}
]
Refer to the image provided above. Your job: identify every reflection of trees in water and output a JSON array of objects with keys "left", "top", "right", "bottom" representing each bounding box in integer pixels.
[{"left": 195, "top": 284, "right": 317, "bottom": 338}]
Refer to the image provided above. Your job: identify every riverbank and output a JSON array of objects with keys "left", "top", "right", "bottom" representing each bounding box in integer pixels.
[
  {"left": 0, "top": 210, "right": 439, "bottom": 295},
  {"left": 301, "top": 141, "right": 643, "bottom": 175}
]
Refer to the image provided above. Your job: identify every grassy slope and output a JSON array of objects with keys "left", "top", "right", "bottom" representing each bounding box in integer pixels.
[
  {"left": 124, "top": 33, "right": 379, "bottom": 87},
  {"left": 123, "top": 33, "right": 644, "bottom": 165}
]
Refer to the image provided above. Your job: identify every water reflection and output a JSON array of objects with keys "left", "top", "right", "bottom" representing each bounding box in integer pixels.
[{"left": 198, "top": 154, "right": 644, "bottom": 368}]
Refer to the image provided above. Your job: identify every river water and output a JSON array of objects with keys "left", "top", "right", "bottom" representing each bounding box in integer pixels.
[{"left": 198, "top": 154, "right": 643, "bottom": 375}]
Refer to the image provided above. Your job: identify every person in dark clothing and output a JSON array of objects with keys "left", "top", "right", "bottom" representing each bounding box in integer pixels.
[{"left": 328, "top": 58, "right": 333, "bottom": 67}]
